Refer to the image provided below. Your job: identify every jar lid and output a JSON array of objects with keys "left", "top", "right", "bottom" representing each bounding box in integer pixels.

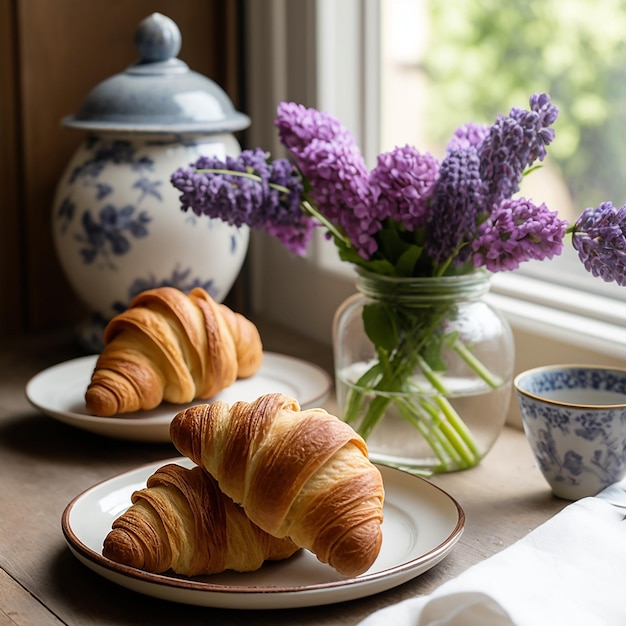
[{"left": 62, "top": 12, "right": 250, "bottom": 134}]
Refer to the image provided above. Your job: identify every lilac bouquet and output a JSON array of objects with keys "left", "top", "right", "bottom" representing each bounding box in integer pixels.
[{"left": 171, "top": 94, "right": 626, "bottom": 471}]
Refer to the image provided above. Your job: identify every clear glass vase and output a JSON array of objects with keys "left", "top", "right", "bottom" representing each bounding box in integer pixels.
[{"left": 332, "top": 268, "right": 515, "bottom": 474}]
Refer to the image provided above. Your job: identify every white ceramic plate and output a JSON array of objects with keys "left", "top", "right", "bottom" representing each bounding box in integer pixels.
[
  {"left": 26, "top": 353, "right": 331, "bottom": 443},
  {"left": 61, "top": 458, "right": 464, "bottom": 610}
]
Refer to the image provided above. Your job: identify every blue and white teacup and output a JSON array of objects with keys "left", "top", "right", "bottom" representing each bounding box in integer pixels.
[{"left": 514, "top": 365, "right": 626, "bottom": 500}]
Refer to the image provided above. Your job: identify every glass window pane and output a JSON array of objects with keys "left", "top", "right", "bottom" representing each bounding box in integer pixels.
[{"left": 380, "top": 0, "right": 626, "bottom": 300}]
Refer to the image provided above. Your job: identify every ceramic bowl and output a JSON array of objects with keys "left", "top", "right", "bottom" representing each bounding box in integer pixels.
[{"left": 514, "top": 365, "right": 626, "bottom": 500}]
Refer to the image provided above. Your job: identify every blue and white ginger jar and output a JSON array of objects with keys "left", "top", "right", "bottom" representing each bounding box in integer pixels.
[{"left": 51, "top": 13, "right": 250, "bottom": 349}]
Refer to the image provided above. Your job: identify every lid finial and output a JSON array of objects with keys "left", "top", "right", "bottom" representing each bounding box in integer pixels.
[{"left": 134, "top": 12, "right": 182, "bottom": 64}]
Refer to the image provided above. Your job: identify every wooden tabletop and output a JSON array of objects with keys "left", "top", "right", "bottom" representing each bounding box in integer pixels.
[{"left": 0, "top": 324, "right": 568, "bottom": 626}]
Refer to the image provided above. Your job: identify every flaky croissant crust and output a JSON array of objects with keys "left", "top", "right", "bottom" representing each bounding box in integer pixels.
[
  {"left": 170, "top": 393, "right": 385, "bottom": 577},
  {"left": 85, "top": 286, "right": 263, "bottom": 416},
  {"left": 102, "top": 463, "right": 299, "bottom": 576}
]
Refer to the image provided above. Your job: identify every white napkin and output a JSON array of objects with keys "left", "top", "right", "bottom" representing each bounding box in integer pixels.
[{"left": 358, "top": 485, "right": 626, "bottom": 626}]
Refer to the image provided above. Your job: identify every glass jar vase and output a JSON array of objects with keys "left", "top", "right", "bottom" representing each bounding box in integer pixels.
[{"left": 333, "top": 268, "right": 515, "bottom": 474}]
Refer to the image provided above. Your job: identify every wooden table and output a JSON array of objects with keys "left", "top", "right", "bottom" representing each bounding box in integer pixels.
[{"left": 0, "top": 324, "right": 568, "bottom": 626}]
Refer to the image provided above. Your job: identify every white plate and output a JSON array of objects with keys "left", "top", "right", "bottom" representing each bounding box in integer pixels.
[
  {"left": 61, "top": 458, "right": 464, "bottom": 609},
  {"left": 26, "top": 353, "right": 331, "bottom": 443}
]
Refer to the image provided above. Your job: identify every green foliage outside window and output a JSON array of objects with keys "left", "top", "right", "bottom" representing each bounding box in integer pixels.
[{"left": 423, "top": 0, "right": 626, "bottom": 210}]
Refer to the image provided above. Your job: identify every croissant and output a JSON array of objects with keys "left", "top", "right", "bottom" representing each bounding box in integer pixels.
[
  {"left": 102, "top": 463, "right": 300, "bottom": 576},
  {"left": 85, "top": 286, "right": 263, "bottom": 416},
  {"left": 170, "top": 393, "right": 385, "bottom": 578}
]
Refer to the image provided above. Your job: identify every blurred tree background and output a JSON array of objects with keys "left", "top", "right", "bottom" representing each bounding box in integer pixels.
[{"left": 423, "top": 0, "right": 626, "bottom": 212}]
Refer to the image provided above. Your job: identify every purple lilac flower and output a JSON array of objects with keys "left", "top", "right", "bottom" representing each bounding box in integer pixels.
[
  {"left": 295, "top": 138, "right": 380, "bottom": 258},
  {"left": 425, "top": 148, "right": 484, "bottom": 265},
  {"left": 275, "top": 102, "right": 356, "bottom": 155},
  {"left": 335, "top": 175, "right": 381, "bottom": 259},
  {"left": 369, "top": 145, "right": 439, "bottom": 230},
  {"left": 447, "top": 123, "right": 488, "bottom": 151},
  {"left": 170, "top": 148, "right": 315, "bottom": 255},
  {"left": 295, "top": 139, "right": 368, "bottom": 217},
  {"left": 264, "top": 220, "right": 316, "bottom": 255},
  {"left": 170, "top": 165, "right": 260, "bottom": 226},
  {"left": 511, "top": 93, "right": 559, "bottom": 162},
  {"left": 471, "top": 198, "right": 567, "bottom": 272},
  {"left": 571, "top": 202, "right": 626, "bottom": 286},
  {"left": 478, "top": 93, "right": 559, "bottom": 211},
  {"left": 275, "top": 104, "right": 380, "bottom": 259},
  {"left": 265, "top": 157, "right": 308, "bottom": 224}
]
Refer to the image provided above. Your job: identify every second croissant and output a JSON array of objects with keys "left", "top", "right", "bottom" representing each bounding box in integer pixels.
[
  {"left": 103, "top": 463, "right": 300, "bottom": 576},
  {"left": 85, "top": 286, "right": 263, "bottom": 416}
]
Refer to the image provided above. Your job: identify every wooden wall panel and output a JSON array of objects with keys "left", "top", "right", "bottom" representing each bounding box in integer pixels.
[
  {"left": 0, "top": 1, "right": 23, "bottom": 336},
  {"left": 2, "top": 0, "right": 243, "bottom": 337}
]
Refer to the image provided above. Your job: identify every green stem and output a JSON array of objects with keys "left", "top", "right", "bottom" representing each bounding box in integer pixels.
[
  {"left": 412, "top": 391, "right": 478, "bottom": 467},
  {"left": 453, "top": 339, "right": 502, "bottom": 389},
  {"left": 417, "top": 354, "right": 483, "bottom": 465},
  {"left": 339, "top": 297, "right": 492, "bottom": 472},
  {"left": 396, "top": 397, "right": 463, "bottom": 467},
  {"left": 196, "top": 168, "right": 353, "bottom": 248},
  {"left": 300, "top": 199, "right": 350, "bottom": 246},
  {"left": 197, "top": 167, "right": 269, "bottom": 186},
  {"left": 343, "top": 362, "right": 384, "bottom": 425},
  {"left": 433, "top": 396, "right": 482, "bottom": 463},
  {"left": 358, "top": 395, "right": 393, "bottom": 440},
  {"left": 415, "top": 354, "right": 448, "bottom": 394},
  {"left": 347, "top": 365, "right": 480, "bottom": 470},
  {"left": 347, "top": 346, "right": 484, "bottom": 470}
]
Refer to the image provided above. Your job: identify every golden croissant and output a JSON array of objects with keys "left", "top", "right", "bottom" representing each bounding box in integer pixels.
[
  {"left": 103, "top": 463, "right": 300, "bottom": 576},
  {"left": 170, "top": 393, "right": 385, "bottom": 578},
  {"left": 85, "top": 286, "right": 263, "bottom": 416}
]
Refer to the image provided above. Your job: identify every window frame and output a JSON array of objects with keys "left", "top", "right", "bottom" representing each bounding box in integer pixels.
[
  {"left": 243, "top": 0, "right": 626, "bottom": 370},
  {"left": 244, "top": 0, "right": 370, "bottom": 344}
]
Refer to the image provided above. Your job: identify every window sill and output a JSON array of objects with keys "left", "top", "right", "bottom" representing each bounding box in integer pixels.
[{"left": 489, "top": 273, "right": 626, "bottom": 360}]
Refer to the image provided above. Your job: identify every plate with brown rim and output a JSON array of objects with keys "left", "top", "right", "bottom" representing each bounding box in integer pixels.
[{"left": 61, "top": 457, "right": 465, "bottom": 609}]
